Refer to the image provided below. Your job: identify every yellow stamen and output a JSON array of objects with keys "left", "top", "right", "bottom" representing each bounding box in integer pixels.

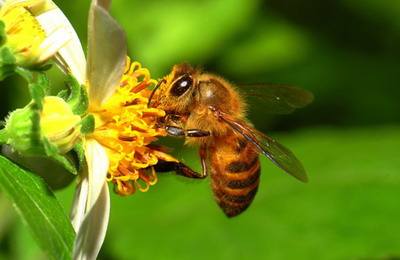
[
  {"left": 91, "top": 57, "right": 177, "bottom": 196},
  {"left": 0, "top": 1, "right": 46, "bottom": 66},
  {"left": 0, "top": 0, "right": 68, "bottom": 67}
]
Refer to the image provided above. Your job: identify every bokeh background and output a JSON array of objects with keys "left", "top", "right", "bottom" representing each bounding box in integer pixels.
[{"left": 1, "top": 0, "right": 400, "bottom": 259}]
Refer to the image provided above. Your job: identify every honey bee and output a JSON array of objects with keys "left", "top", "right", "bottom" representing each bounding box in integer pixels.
[{"left": 149, "top": 64, "right": 313, "bottom": 217}]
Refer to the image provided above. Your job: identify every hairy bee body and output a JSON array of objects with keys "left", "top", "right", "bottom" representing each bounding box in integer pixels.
[
  {"left": 150, "top": 63, "right": 311, "bottom": 217},
  {"left": 209, "top": 135, "right": 260, "bottom": 217}
]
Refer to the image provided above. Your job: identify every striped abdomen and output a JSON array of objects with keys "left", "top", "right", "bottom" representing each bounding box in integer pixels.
[{"left": 209, "top": 135, "right": 260, "bottom": 217}]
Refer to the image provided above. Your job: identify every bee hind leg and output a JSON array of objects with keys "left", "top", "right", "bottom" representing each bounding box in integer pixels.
[{"left": 154, "top": 160, "right": 206, "bottom": 179}]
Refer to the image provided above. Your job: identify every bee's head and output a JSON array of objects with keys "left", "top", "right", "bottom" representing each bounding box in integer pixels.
[{"left": 148, "top": 63, "right": 200, "bottom": 114}]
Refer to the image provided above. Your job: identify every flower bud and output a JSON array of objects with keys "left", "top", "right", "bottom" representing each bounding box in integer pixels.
[
  {"left": 40, "top": 96, "right": 82, "bottom": 153},
  {"left": 4, "top": 96, "right": 81, "bottom": 155}
]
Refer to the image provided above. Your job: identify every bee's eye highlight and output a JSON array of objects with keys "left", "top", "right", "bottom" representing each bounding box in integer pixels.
[{"left": 170, "top": 75, "right": 193, "bottom": 96}]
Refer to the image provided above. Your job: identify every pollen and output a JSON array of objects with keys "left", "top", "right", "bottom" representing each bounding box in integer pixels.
[{"left": 90, "top": 57, "right": 177, "bottom": 196}]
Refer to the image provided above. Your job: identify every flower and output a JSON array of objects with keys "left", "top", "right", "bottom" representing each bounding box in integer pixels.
[
  {"left": 91, "top": 57, "right": 177, "bottom": 196},
  {"left": 0, "top": 0, "right": 71, "bottom": 69},
  {"left": 53, "top": 1, "right": 177, "bottom": 259}
]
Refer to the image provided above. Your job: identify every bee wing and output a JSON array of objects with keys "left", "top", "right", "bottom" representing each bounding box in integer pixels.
[
  {"left": 214, "top": 109, "right": 308, "bottom": 182},
  {"left": 239, "top": 84, "right": 314, "bottom": 114}
]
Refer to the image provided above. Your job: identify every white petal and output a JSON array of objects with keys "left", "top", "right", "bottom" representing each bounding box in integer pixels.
[
  {"left": 73, "top": 182, "right": 110, "bottom": 260},
  {"left": 36, "top": 3, "right": 87, "bottom": 84},
  {"left": 38, "top": 27, "right": 70, "bottom": 63},
  {"left": 70, "top": 139, "right": 110, "bottom": 259},
  {"left": 84, "top": 139, "right": 109, "bottom": 210},
  {"left": 70, "top": 174, "right": 89, "bottom": 232},
  {"left": 87, "top": 3, "right": 126, "bottom": 107}
]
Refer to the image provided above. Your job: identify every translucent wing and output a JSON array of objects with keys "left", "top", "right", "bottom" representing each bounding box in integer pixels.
[
  {"left": 87, "top": 2, "right": 127, "bottom": 107},
  {"left": 240, "top": 84, "right": 314, "bottom": 114},
  {"left": 213, "top": 109, "right": 308, "bottom": 182}
]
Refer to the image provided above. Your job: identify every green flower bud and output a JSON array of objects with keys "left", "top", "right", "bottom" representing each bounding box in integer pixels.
[{"left": 3, "top": 96, "right": 82, "bottom": 156}]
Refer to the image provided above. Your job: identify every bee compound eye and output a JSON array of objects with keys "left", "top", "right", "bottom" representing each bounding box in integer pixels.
[{"left": 170, "top": 75, "right": 193, "bottom": 96}]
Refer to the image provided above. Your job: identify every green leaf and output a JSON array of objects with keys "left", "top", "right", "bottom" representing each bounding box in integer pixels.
[{"left": 0, "top": 155, "right": 75, "bottom": 260}]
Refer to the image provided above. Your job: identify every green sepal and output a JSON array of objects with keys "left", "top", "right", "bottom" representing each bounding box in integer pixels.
[
  {"left": 0, "top": 20, "right": 6, "bottom": 46},
  {"left": 33, "top": 63, "right": 53, "bottom": 72},
  {"left": 29, "top": 73, "right": 48, "bottom": 109},
  {"left": 80, "top": 114, "right": 95, "bottom": 134},
  {"left": 0, "top": 21, "right": 16, "bottom": 80},
  {"left": 1, "top": 72, "right": 47, "bottom": 154},
  {"left": 72, "top": 141, "right": 85, "bottom": 172},
  {"left": 0, "top": 128, "right": 7, "bottom": 143},
  {"left": 51, "top": 153, "right": 78, "bottom": 175},
  {"left": 3, "top": 103, "right": 44, "bottom": 155},
  {"left": 1, "top": 114, "right": 79, "bottom": 175},
  {"left": 15, "top": 68, "right": 48, "bottom": 108},
  {"left": 0, "top": 46, "right": 16, "bottom": 81},
  {"left": 37, "top": 137, "right": 78, "bottom": 175},
  {"left": 61, "top": 75, "right": 89, "bottom": 116},
  {"left": 57, "top": 89, "right": 69, "bottom": 100}
]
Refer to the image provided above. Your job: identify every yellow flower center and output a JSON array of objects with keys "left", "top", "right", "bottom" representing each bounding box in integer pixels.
[
  {"left": 90, "top": 58, "right": 177, "bottom": 196},
  {"left": 0, "top": 1, "right": 47, "bottom": 66}
]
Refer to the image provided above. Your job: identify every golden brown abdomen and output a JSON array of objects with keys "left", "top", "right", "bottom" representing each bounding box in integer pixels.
[{"left": 209, "top": 135, "right": 260, "bottom": 217}]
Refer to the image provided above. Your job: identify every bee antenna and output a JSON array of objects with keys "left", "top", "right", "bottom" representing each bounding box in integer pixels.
[{"left": 147, "top": 78, "right": 166, "bottom": 108}]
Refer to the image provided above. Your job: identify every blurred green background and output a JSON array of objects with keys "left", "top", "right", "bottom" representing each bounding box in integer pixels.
[{"left": 1, "top": 0, "right": 400, "bottom": 259}]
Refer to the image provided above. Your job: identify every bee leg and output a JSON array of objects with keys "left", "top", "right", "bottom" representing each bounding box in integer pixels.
[
  {"left": 165, "top": 126, "right": 185, "bottom": 136},
  {"left": 199, "top": 144, "right": 208, "bottom": 177},
  {"left": 165, "top": 126, "right": 210, "bottom": 137},
  {"left": 174, "top": 162, "right": 206, "bottom": 179},
  {"left": 186, "top": 129, "right": 210, "bottom": 137},
  {"left": 154, "top": 160, "right": 206, "bottom": 179}
]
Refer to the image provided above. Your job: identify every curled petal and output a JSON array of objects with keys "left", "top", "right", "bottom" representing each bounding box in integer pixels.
[
  {"left": 93, "top": 0, "right": 110, "bottom": 10},
  {"left": 87, "top": 2, "right": 127, "bottom": 107}
]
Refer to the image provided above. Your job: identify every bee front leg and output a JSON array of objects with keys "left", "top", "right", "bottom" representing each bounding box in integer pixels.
[{"left": 165, "top": 126, "right": 210, "bottom": 138}]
